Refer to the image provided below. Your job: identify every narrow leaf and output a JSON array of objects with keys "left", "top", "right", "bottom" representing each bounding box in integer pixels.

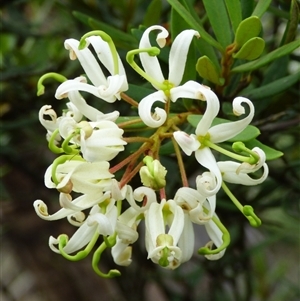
[
  {"left": 224, "top": 0, "right": 242, "bottom": 33},
  {"left": 233, "top": 37, "right": 265, "bottom": 60},
  {"left": 232, "top": 39, "right": 300, "bottom": 72},
  {"left": 167, "top": 0, "right": 224, "bottom": 52},
  {"left": 143, "top": 0, "right": 162, "bottom": 27},
  {"left": 245, "top": 139, "right": 284, "bottom": 160},
  {"left": 202, "top": 0, "right": 232, "bottom": 48},
  {"left": 242, "top": 72, "right": 300, "bottom": 100},
  {"left": 235, "top": 16, "right": 262, "bottom": 47},
  {"left": 196, "top": 56, "right": 224, "bottom": 85},
  {"left": 280, "top": 0, "right": 300, "bottom": 45},
  {"left": 252, "top": 0, "right": 272, "bottom": 18},
  {"left": 73, "top": 11, "right": 137, "bottom": 49}
]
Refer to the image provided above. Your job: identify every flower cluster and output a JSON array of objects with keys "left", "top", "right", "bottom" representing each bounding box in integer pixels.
[{"left": 35, "top": 26, "right": 269, "bottom": 277}]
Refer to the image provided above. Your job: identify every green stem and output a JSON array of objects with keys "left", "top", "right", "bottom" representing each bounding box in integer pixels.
[
  {"left": 222, "top": 181, "right": 261, "bottom": 227},
  {"left": 58, "top": 231, "right": 99, "bottom": 261},
  {"left": 51, "top": 154, "right": 85, "bottom": 185},
  {"left": 48, "top": 129, "right": 63, "bottom": 154},
  {"left": 198, "top": 214, "right": 230, "bottom": 256},
  {"left": 203, "top": 139, "right": 258, "bottom": 164},
  {"left": 126, "top": 47, "right": 166, "bottom": 89},
  {"left": 92, "top": 236, "right": 121, "bottom": 278},
  {"left": 61, "top": 129, "right": 80, "bottom": 155},
  {"left": 37, "top": 72, "right": 67, "bottom": 96}
]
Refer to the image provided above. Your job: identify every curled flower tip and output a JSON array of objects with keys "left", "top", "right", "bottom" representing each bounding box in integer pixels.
[
  {"left": 243, "top": 205, "right": 261, "bottom": 227},
  {"left": 33, "top": 200, "right": 49, "bottom": 218}
]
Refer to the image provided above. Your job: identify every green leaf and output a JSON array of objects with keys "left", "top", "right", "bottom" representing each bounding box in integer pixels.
[
  {"left": 72, "top": 11, "right": 137, "bottom": 49},
  {"left": 245, "top": 139, "right": 284, "bottom": 160},
  {"left": 187, "top": 115, "right": 260, "bottom": 142},
  {"left": 252, "top": 0, "right": 272, "bottom": 18},
  {"left": 167, "top": 0, "right": 224, "bottom": 52},
  {"left": 224, "top": 0, "right": 242, "bottom": 33},
  {"left": 280, "top": 0, "right": 300, "bottom": 45},
  {"left": 242, "top": 72, "right": 300, "bottom": 100},
  {"left": 234, "top": 16, "right": 262, "bottom": 47},
  {"left": 202, "top": 0, "right": 232, "bottom": 48},
  {"left": 127, "top": 84, "right": 155, "bottom": 102},
  {"left": 143, "top": 0, "right": 162, "bottom": 27},
  {"left": 196, "top": 56, "right": 224, "bottom": 85},
  {"left": 233, "top": 37, "right": 265, "bottom": 60},
  {"left": 232, "top": 39, "right": 300, "bottom": 72}
]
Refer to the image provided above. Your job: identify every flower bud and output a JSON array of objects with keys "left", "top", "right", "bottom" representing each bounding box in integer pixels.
[{"left": 139, "top": 156, "right": 167, "bottom": 190}]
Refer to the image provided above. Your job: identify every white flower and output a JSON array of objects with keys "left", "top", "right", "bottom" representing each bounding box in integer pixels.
[
  {"left": 49, "top": 199, "right": 118, "bottom": 255},
  {"left": 174, "top": 85, "right": 255, "bottom": 196},
  {"left": 145, "top": 199, "right": 185, "bottom": 269},
  {"left": 136, "top": 26, "right": 199, "bottom": 127},
  {"left": 55, "top": 36, "right": 128, "bottom": 103},
  {"left": 44, "top": 159, "right": 114, "bottom": 194},
  {"left": 174, "top": 186, "right": 215, "bottom": 224},
  {"left": 80, "top": 120, "right": 127, "bottom": 162}
]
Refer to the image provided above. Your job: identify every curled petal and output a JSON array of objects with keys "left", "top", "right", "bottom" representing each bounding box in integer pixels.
[
  {"left": 126, "top": 185, "right": 157, "bottom": 212},
  {"left": 98, "top": 74, "right": 128, "bottom": 102},
  {"left": 173, "top": 131, "right": 200, "bottom": 156},
  {"left": 39, "top": 105, "right": 58, "bottom": 133},
  {"left": 139, "top": 25, "right": 168, "bottom": 88},
  {"left": 138, "top": 90, "right": 167, "bottom": 128},
  {"left": 64, "top": 38, "right": 106, "bottom": 86},
  {"left": 218, "top": 161, "right": 269, "bottom": 185},
  {"left": 237, "top": 147, "right": 266, "bottom": 173},
  {"left": 58, "top": 117, "right": 77, "bottom": 140},
  {"left": 115, "top": 221, "right": 139, "bottom": 244},
  {"left": 209, "top": 97, "right": 254, "bottom": 143},
  {"left": 168, "top": 30, "right": 200, "bottom": 86},
  {"left": 68, "top": 77, "right": 119, "bottom": 122},
  {"left": 195, "top": 148, "right": 222, "bottom": 196}
]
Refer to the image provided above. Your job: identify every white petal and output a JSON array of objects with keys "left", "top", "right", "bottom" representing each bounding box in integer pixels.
[
  {"left": 218, "top": 161, "right": 269, "bottom": 185},
  {"left": 170, "top": 80, "right": 203, "bottom": 102},
  {"left": 209, "top": 97, "right": 254, "bottom": 143},
  {"left": 86, "top": 36, "right": 127, "bottom": 77},
  {"left": 195, "top": 86, "right": 220, "bottom": 136},
  {"left": 138, "top": 90, "right": 167, "bottom": 128},
  {"left": 55, "top": 80, "right": 103, "bottom": 100},
  {"left": 64, "top": 38, "right": 106, "bottom": 86},
  {"left": 111, "top": 238, "right": 132, "bottom": 266},
  {"left": 195, "top": 148, "right": 222, "bottom": 196},
  {"left": 204, "top": 216, "right": 226, "bottom": 260},
  {"left": 139, "top": 25, "right": 168, "bottom": 88},
  {"left": 167, "top": 200, "right": 184, "bottom": 245},
  {"left": 177, "top": 213, "right": 194, "bottom": 263},
  {"left": 63, "top": 222, "right": 97, "bottom": 254},
  {"left": 173, "top": 131, "right": 200, "bottom": 156},
  {"left": 98, "top": 74, "right": 128, "bottom": 102},
  {"left": 168, "top": 30, "right": 199, "bottom": 86},
  {"left": 39, "top": 105, "right": 58, "bottom": 132}
]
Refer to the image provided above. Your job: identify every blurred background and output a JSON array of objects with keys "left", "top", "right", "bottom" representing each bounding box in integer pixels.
[{"left": 1, "top": 0, "right": 299, "bottom": 301}]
